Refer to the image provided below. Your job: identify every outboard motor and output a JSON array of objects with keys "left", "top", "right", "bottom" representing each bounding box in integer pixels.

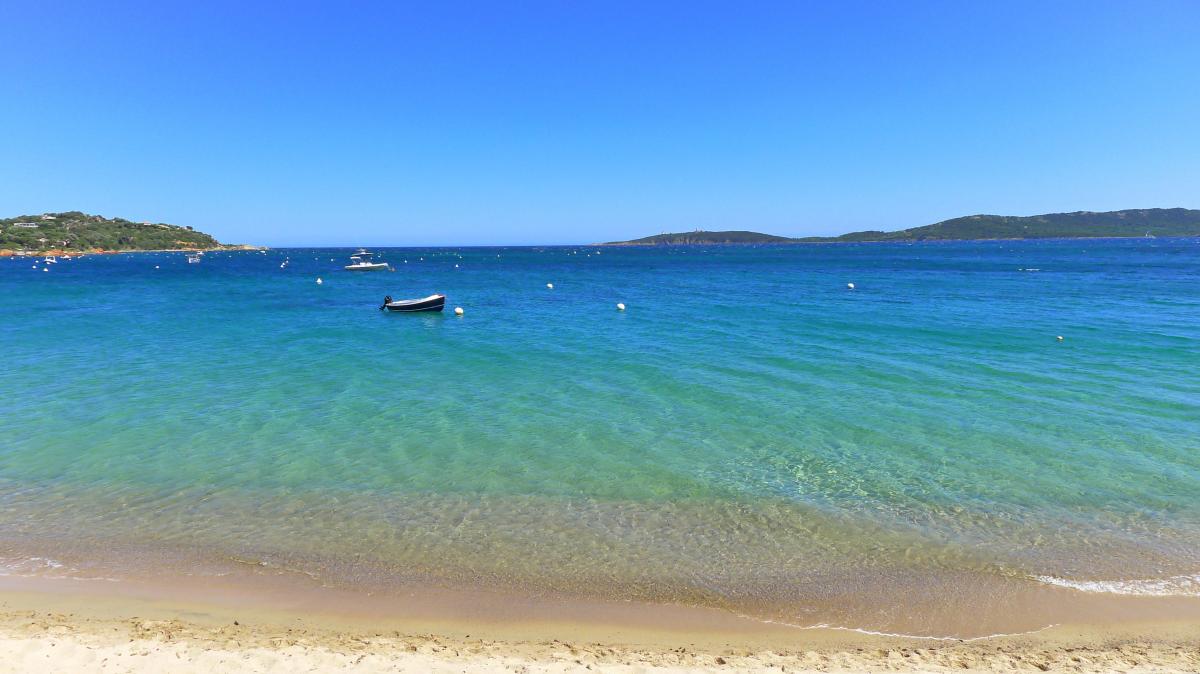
[{"left": 380, "top": 295, "right": 393, "bottom": 310}]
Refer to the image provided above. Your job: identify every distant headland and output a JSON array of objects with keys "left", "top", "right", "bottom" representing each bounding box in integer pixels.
[
  {"left": 0, "top": 211, "right": 255, "bottom": 256},
  {"left": 602, "top": 208, "right": 1200, "bottom": 245},
  {"left": 603, "top": 230, "right": 798, "bottom": 245}
]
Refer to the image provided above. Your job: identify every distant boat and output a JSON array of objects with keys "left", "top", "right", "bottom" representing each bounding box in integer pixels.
[
  {"left": 345, "top": 249, "right": 390, "bottom": 271},
  {"left": 186, "top": 253, "right": 202, "bottom": 264},
  {"left": 43, "top": 256, "right": 57, "bottom": 264},
  {"left": 380, "top": 294, "right": 446, "bottom": 312}
]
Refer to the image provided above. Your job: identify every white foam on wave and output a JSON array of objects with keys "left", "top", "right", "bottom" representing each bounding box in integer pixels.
[
  {"left": 1033, "top": 573, "right": 1200, "bottom": 597},
  {"left": 0, "top": 556, "right": 120, "bottom": 582},
  {"left": 0, "top": 556, "right": 65, "bottom": 575},
  {"left": 743, "top": 614, "right": 1058, "bottom": 642}
]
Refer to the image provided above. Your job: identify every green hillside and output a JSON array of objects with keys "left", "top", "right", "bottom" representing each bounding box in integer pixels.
[
  {"left": 603, "top": 230, "right": 796, "bottom": 245},
  {"left": 606, "top": 209, "right": 1200, "bottom": 245},
  {"left": 0, "top": 211, "right": 234, "bottom": 252},
  {"left": 798, "top": 208, "right": 1200, "bottom": 242}
]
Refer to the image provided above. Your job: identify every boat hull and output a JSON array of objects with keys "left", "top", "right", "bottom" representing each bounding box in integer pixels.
[
  {"left": 344, "top": 264, "right": 390, "bottom": 271},
  {"left": 383, "top": 295, "right": 446, "bottom": 312}
]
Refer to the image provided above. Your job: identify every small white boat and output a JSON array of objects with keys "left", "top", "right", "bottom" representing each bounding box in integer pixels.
[
  {"left": 345, "top": 249, "right": 389, "bottom": 271},
  {"left": 187, "top": 253, "right": 202, "bottom": 264},
  {"left": 43, "top": 256, "right": 57, "bottom": 264}
]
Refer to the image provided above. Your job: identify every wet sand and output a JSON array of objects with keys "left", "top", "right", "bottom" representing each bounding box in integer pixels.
[{"left": 1, "top": 572, "right": 1199, "bottom": 672}]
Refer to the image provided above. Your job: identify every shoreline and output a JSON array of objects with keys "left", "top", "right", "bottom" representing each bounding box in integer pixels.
[
  {"left": 1, "top": 580, "right": 1198, "bottom": 672},
  {"left": 0, "top": 245, "right": 264, "bottom": 257},
  {"left": 2, "top": 565, "right": 1200, "bottom": 672},
  {"left": 5, "top": 519, "right": 1200, "bottom": 642}
]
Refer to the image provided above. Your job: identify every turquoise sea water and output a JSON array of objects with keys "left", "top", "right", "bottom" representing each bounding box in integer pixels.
[{"left": 2, "top": 240, "right": 1198, "bottom": 632}]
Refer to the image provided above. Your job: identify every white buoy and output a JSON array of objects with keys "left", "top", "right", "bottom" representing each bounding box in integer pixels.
[
  {"left": 454, "top": 306, "right": 464, "bottom": 316},
  {"left": 316, "top": 277, "right": 323, "bottom": 285},
  {"left": 1056, "top": 335, "right": 1064, "bottom": 342},
  {"left": 617, "top": 302, "right": 625, "bottom": 311},
  {"left": 42, "top": 267, "right": 49, "bottom": 272},
  {"left": 546, "top": 283, "right": 554, "bottom": 289},
  {"left": 155, "top": 265, "right": 160, "bottom": 269},
  {"left": 847, "top": 282, "right": 855, "bottom": 290},
  {"left": 455, "top": 264, "right": 459, "bottom": 268}
]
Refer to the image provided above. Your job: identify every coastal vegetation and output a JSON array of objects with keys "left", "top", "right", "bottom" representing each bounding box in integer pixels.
[
  {"left": 800, "top": 208, "right": 1200, "bottom": 242},
  {"left": 0, "top": 211, "right": 238, "bottom": 254},
  {"left": 605, "top": 208, "right": 1200, "bottom": 245},
  {"left": 604, "top": 230, "right": 797, "bottom": 245}
]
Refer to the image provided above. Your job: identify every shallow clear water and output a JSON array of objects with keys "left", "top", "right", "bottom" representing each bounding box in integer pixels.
[{"left": 2, "top": 240, "right": 1199, "bottom": 631}]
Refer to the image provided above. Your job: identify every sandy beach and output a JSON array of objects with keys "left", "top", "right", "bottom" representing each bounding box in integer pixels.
[
  {"left": 1, "top": 576, "right": 1198, "bottom": 673},
  {"left": 2, "top": 605, "right": 1198, "bottom": 672}
]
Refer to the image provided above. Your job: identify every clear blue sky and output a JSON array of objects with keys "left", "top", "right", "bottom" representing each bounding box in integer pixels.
[{"left": 2, "top": 1, "right": 1198, "bottom": 245}]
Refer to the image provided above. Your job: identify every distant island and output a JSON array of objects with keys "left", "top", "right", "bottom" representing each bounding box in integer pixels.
[
  {"left": 0, "top": 211, "right": 251, "bottom": 255},
  {"left": 604, "top": 230, "right": 799, "bottom": 245},
  {"left": 603, "top": 208, "right": 1200, "bottom": 245}
]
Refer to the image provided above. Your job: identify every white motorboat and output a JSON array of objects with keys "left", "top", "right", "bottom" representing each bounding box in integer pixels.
[{"left": 345, "top": 249, "right": 389, "bottom": 271}]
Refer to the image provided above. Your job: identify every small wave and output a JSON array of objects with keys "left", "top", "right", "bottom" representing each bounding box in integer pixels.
[
  {"left": 744, "top": 615, "right": 1057, "bottom": 642},
  {"left": 0, "top": 556, "right": 66, "bottom": 575},
  {"left": 1033, "top": 573, "right": 1200, "bottom": 597},
  {"left": 227, "top": 555, "right": 321, "bottom": 581},
  {"left": 0, "top": 556, "right": 119, "bottom": 582}
]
